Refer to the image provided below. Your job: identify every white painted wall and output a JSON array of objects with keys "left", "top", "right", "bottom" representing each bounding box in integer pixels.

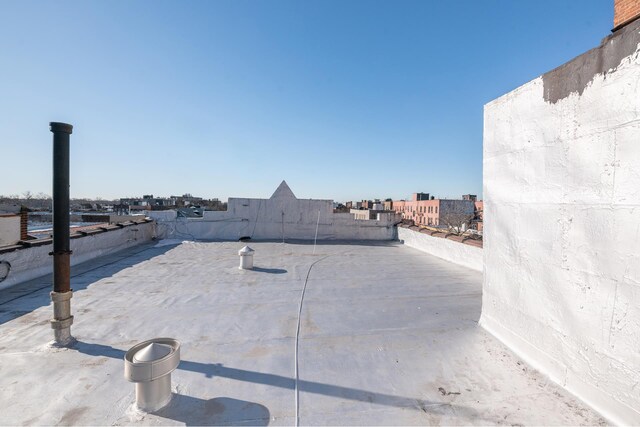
[
  {"left": 150, "top": 182, "right": 398, "bottom": 241},
  {"left": 398, "top": 227, "right": 482, "bottom": 272},
  {"left": 0, "top": 216, "right": 20, "bottom": 246},
  {"left": 351, "top": 209, "right": 370, "bottom": 220},
  {"left": 482, "top": 33, "right": 640, "bottom": 424},
  {"left": 0, "top": 222, "right": 155, "bottom": 290}
]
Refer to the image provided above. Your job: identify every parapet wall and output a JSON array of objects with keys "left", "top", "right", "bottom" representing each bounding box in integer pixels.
[
  {"left": 0, "top": 215, "right": 20, "bottom": 246},
  {"left": 152, "top": 209, "right": 397, "bottom": 241},
  {"left": 151, "top": 197, "right": 399, "bottom": 241},
  {"left": 0, "top": 221, "right": 155, "bottom": 290},
  {"left": 398, "top": 226, "right": 482, "bottom": 272},
  {"left": 482, "top": 20, "right": 640, "bottom": 425}
]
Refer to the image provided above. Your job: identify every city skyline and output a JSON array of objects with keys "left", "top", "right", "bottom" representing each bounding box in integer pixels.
[{"left": 0, "top": 1, "right": 612, "bottom": 201}]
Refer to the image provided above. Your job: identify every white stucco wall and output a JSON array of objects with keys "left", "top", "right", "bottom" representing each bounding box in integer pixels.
[
  {"left": 150, "top": 182, "right": 399, "bottom": 241},
  {"left": 152, "top": 206, "right": 397, "bottom": 241},
  {"left": 398, "top": 227, "right": 482, "bottom": 272},
  {"left": 482, "top": 27, "right": 640, "bottom": 424},
  {"left": 0, "top": 222, "right": 155, "bottom": 290},
  {"left": 0, "top": 216, "right": 20, "bottom": 246}
]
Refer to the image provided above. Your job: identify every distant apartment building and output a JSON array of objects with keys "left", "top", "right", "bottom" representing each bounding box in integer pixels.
[
  {"left": 350, "top": 207, "right": 398, "bottom": 221},
  {"left": 472, "top": 200, "right": 483, "bottom": 232},
  {"left": 120, "top": 195, "right": 178, "bottom": 211},
  {"left": 171, "top": 193, "right": 203, "bottom": 207},
  {"left": 350, "top": 209, "right": 374, "bottom": 220},
  {"left": 345, "top": 199, "right": 389, "bottom": 211},
  {"left": 393, "top": 193, "right": 475, "bottom": 228}
]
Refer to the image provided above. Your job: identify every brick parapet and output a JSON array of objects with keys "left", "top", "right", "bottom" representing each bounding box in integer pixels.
[{"left": 614, "top": 0, "right": 640, "bottom": 30}]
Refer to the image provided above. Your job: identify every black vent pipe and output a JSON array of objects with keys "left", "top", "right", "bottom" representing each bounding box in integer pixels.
[{"left": 50, "top": 122, "right": 74, "bottom": 346}]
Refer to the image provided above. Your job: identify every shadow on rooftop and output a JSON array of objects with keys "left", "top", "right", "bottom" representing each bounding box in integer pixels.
[
  {"left": 0, "top": 243, "right": 178, "bottom": 325},
  {"left": 74, "top": 340, "right": 499, "bottom": 424},
  {"left": 251, "top": 266, "right": 287, "bottom": 274},
  {"left": 282, "top": 239, "right": 401, "bottom": 247},
  {"left": 154, "top": 395, "right": 270, "bottom": 426}
]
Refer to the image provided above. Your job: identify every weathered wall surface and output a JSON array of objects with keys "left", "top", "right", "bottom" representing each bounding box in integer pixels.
[
  {"left": 150, "top": 182, "right": 399, "bottom": 241},
  {"left": 0, "top": 216, "right": 20, "bottom": 246},
  {"left": 0, "top": 222, "right": 155, "bottom": 290},
  {"left": 152, "top": 205, "right": 397, "bottom": 241},
  {"left": 482, "top": 20, "right": 640, "bottom": 425},
  {"left": 398, "top": 227, "right": 482, "bottom": 272}
]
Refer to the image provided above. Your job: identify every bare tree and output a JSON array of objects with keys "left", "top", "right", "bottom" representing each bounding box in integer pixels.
[{"left": 439, "top": 201, "right": 475, "bottom": 235}]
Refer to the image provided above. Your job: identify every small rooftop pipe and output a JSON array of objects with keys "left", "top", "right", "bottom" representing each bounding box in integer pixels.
[
  {"left": 238, "top": 246, "right": 254, "bottom": 270},
  {"left": 50, "top": 122, "right": 74, "bottom": 346}
]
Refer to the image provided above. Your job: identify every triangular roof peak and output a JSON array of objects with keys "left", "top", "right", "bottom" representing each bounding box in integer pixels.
[{"left": 270, "top": 180, "right": 297, "bottom": 199}]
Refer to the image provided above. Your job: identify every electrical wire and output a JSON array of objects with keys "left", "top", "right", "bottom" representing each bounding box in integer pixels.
[{"left": 294, "top": 251, "right": 340, "bottom": 426}]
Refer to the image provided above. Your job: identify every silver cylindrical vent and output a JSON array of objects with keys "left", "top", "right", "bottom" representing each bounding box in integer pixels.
[
  {"left": 124, "top": 338, "right": 180, "bottom": 412},
  {"left": 238, "top": 246, "right": 254, "bottom": 270}
]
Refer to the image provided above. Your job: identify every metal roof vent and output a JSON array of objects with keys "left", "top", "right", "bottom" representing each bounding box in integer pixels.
[
  {"left": 238, "top": 245, "right": 254, "bottom": 270},
  {"left": 124, "top": 338, "right": 180, "bottom": 412}
]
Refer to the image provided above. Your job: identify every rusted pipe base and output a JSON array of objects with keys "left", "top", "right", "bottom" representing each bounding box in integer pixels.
[{"left": 50, "top": 291, "right": 74, "bottom": 347}]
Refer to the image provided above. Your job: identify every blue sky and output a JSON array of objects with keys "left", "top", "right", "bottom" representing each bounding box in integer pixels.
[{"left": 0, "top": 0, "right": 612, "bottom": 202}]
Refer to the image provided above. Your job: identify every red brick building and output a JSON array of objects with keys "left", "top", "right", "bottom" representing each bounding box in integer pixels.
[{"left": 393, "top": 193, "right": 476, "bottom": 228}]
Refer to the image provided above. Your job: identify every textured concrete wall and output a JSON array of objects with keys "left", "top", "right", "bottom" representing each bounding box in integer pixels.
[
  {"left": 153, "top": 205, "right": 397, "bottom": 241},
  {"left": 0, "top": 216, "right": 20, "bottom": 246},
  {"left": 398, "top": 227, "right": 482, "bottom": 272},
  {"left": 0, "top": 222, "right": 155, "bottom": 290},
  {"left": 482, "top": 20, "right": 640, "bottom": 425},
  {"left": 151, "top": 182, "right": 398, "bottom": 241}
]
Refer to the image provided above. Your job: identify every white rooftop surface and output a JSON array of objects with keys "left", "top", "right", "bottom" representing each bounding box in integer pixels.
[{"left": 0, "top": 240, "right": 606, "bottom": 426}]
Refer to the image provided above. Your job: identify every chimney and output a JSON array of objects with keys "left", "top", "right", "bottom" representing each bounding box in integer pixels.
[
  {"left": 50, "top": 122, "right": 75, "bottom": 347},
  {"left": 19, "top": 206, "right": 28, "bottom": 241},
  {"left": 614, "top": 0, "right": 640, "bottom": 31}
]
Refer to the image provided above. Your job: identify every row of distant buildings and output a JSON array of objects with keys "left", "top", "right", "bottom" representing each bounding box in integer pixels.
[
  {"left": 2, "top": 189, "right": 482, "bottom": 239},
  {"left": 343, "top": 192, "right": 483, "bottom": 232},
  {"left": 116, "top": 194, "right": 226, "bottom": 213}
]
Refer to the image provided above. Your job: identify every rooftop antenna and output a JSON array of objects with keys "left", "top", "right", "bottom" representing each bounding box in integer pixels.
[{"left": 49, "top": 122, "right": 75, "bottom": 347}]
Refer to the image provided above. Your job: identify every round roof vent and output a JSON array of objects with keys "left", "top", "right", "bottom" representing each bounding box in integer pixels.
[
  {"left": 238, "top": 246, "right": 255, "bottom": 270},
  {"left": 124, "top": 338, "right": 180, "bottom": 412}
]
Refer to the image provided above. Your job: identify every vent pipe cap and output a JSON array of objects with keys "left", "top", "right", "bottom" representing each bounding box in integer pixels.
[
  {"left": 133, "top": 342, "right": 172, "bottom": 363},
  {"left": 238, "top": 246, "right": 254, "bottom": 255}
]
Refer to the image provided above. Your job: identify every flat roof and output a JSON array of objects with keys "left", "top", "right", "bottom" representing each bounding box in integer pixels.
[{"left": 0, "top": 241, "right": 605, "bottom": 425}]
